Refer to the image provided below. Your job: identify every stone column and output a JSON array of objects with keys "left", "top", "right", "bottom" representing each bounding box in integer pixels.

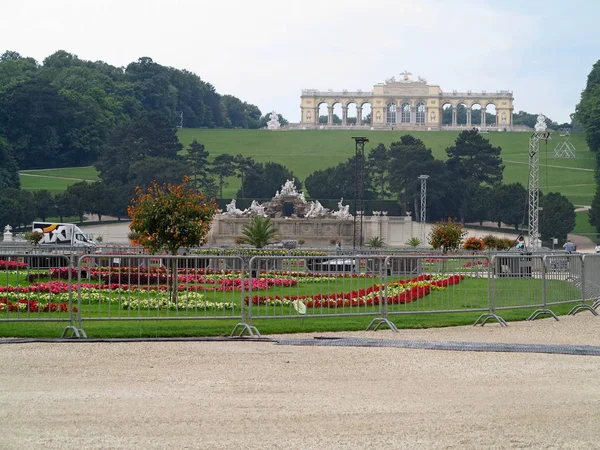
[
  {"left": 410, "top": 104, "right": 416, "bottom": 124},
  {"left": 482, "top": 108, "right": 486, "bottom": 127},
  {"left": 424, "top": 106, "right": 428, "bottom": 125},
  {"left": 452, "top": 107, "right": 457, "bottom": 126},
  {"left": 342, "top": 106, "right": 347, "bottom": 126},
  {"left": 357, "top": 106, "right": 362, "bottom": 126},
  {"left": 467, "top": 108, "right": 472, "bottom": 126},
  {"left": 328, "top": 107, "right": 333, "bottom": 126}
]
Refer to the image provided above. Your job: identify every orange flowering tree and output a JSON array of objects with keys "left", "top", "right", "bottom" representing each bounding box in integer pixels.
[
  {"left": 428, "top": 218, "right": 467, "bottom": 253},
  {"left": 128, "top": 178, "right": 218, "bottom": 255}
]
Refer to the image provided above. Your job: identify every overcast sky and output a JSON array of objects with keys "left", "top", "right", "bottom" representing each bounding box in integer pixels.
[{"left": 2, "top": 0, "right": 598, "bottom": 123}]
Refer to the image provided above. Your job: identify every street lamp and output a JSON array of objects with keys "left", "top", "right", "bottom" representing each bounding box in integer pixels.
[
  {"left": 418, "top": 175, "right": 429, "bottom": 245},
  {"left": 352, "top": 137, "right": 369, "bottom": 249}
]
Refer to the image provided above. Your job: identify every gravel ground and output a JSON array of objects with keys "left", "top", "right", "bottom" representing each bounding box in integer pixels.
[{"left": 1, "top": 315, "right": 600, "bottom": 449}]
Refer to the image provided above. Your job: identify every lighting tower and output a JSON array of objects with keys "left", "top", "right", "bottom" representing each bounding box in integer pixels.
[
  {"left": 528, "top": 115, "right": 551, "bottom": 251},
  {"left": 352, "top": 137, "right": 369, "bottom": 249},
  {"left": 418, "top": 175, "right": 429, "bottom": 245}
]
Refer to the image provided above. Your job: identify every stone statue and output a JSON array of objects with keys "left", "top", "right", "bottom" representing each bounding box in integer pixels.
[
  {"left": 501, "top": 112, "right": 507, "bottom": 124},
  {"left": 306, "top": 111, "right": 311, "bottom": 121},
  {"left": 385, "top": 76, "right": 396, "bottom": 84},
  {"left": 534, "top": 114, "right": 547, "bottom": 132},
  {"left": 430, "top": 111, "right": 436, "bottom": 121},
  {"left": 376, "top": 111, "right": 381, "bottom": 122},
  {"left": 249, "top": 200, "right": 267, "bottom": 217},
  {"left": 224, "top": 199, "right": 243, "bottom": 217},
  {"left": 417, "top": 76, "right": 427, "bottom": 84},
  {"left": 280, "top": 179, "right": 297, "bottom": 196},
  {"left": 332, "top": 198, "right": 351, "bottom": 219},
  {"left": 305, "top": 200, "right": 328, "bottom": 218},
  {"left": 3, "top": 224, "right": 12, "bottom": 233},
  {"left": 267, "top": 111, "right": 281, "bottom": 130},
  {"left": 299, "top": 192, "right": 306, "bottom": 203}
]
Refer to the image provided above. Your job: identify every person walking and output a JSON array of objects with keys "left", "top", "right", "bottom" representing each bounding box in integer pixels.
[{"left": 563, "top": 239, "right": 576, "bottom": 254}]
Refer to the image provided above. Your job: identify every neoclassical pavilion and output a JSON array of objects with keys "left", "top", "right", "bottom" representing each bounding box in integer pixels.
[{"left": 300, "top": 72, "right": 514, "bottom": 130}]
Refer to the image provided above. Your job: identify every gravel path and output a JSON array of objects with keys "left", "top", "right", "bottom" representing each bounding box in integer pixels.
[{"left": 1, "top": 315, "right": 600, "bottom": 449}]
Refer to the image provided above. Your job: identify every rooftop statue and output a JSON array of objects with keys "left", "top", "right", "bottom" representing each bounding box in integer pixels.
[
  {"left": 267, "top": 110, "right": 281, "bottom": 130},
  {"left": 534, "top": 114, "right": 547, "bottom": 132},
  {"left": 280, "top": 179, "right": 297, "bottom": 197}
]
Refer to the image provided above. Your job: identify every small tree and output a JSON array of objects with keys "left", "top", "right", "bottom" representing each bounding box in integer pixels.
[
  {"left": 128, "top": 178, "right": 218, "bottom": 301},
  {"left": 24, "top": 231, "right": 43, "bottom": 246},
  {"left": 240, "top": 217, "right": 279, "bottom": 248},
  {"left": 428, "top": 218, "right": 467, "bottom": 253}
]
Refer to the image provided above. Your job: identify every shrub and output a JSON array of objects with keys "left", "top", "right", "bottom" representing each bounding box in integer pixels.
[
  {"left": 463, "top": 237, "right": 486, "bottom": 251},
  {"left": 24, "top": 231, "right": 43, "bottom": 246},
  {"left": 406, "top": 237, "right": 421, "bottom": 247},
  {"left": 482, "top": 234, "right": 499, "bottom": 249},
  {"left": 428, "top": 218, "right": 467, "bottom": 253},
  {"left": 366, "top": 236, "right": 384, "bottom": 248}
]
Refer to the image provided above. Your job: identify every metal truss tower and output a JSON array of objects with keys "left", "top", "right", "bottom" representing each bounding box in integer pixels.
[
  {"left": 553, "top": 128, "right": 576, "bottom": 158},
  {"left": 352, "top": 137, "right": 369, "bottom": 249},
  {"left": 418, "top": 175, "right": 429, "bottom": 245},
  {"left": 528, "top": 130, "right": 551, "bottom": 251}
]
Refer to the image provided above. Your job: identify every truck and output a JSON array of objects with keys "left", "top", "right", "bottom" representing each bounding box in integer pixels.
[{"left": 32, "top": 222, "right": 96, "bottom": 249}]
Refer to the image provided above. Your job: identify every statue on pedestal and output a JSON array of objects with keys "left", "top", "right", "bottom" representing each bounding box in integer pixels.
[
  {"left": 267, "top": 111, "right": 281, "bottom": 130},
  {"left": 224, "top": 199, "right": 243, "bottom": 217},
  {"left": 332, "top": 198, "right": 351, "bottom": 219}
]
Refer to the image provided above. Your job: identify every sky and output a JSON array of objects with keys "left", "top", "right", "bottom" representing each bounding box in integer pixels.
[{"left": 2, "top": 0, "right": 599, "bottom": 124}]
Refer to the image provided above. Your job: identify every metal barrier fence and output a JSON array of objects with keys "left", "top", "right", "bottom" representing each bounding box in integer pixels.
[
  {"left": 75, "top": 254, "right": 250, "bottom": 338},
  {"left": 0, "top": 251, "right": 80, "bottom": 337},
  {"left": 2, "top": 250, "right": 599, "bottom": 338}
]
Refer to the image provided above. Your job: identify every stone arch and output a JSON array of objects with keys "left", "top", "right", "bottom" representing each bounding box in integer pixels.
[
  {"left": 386, "top": 101, "right": 397, "bottom": 124},
  {"left": 440, "top": 102, "right": 451, "bottom": 125},
  {"left": 317, "top": 101, "right": 329, "bottom": 124},
  {"left": 331, "top": 100, "right": 343, "bottom": 125},
  {"left": 359, "top": 101, "right": 372, "bottom": 125},
  {"left": 456, "top": 101, "right": 468, "bottom": 125},
  {"left": 400, "top": 101, "right": 411, "bottom": 123},
  {"left": 345, "top": 100, "right": 358, "bottom": 125},
  {"left": 415, "top": 101, "right": 426, "bottom": 124},
  {"left": 470, "top": 102, "right": 482, "bottom": 125},
  {"left": 483, "top": 102, "right": 497, "bottom": 126}
]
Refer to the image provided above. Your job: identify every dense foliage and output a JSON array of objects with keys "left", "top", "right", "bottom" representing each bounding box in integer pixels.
[{"left": 0, "top": 50, "right": 268, "bottom": 170}]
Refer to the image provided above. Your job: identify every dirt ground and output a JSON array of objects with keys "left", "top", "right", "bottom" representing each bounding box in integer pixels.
[{"left": 1, "top": 315, "right": 600, "bottom": 449}]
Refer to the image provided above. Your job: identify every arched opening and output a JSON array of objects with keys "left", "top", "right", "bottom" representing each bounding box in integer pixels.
[
  {"left": 471, "top": 103, "right": 482, "bottom": 125},
  {"left": 318, "top": 102, "right": 328, "bottom": 124},
  {"left": 456, "top": 102, "right": 468, "bottom": 125},
  {"left": 346, "top": 102, "right": 357, "bottom": 125},
  {"left": 332, "top": 102, "right": 342, "bottom": 125},
  {"left": 400, "top": 102, "right": 411, "bottom": 123},
  {"left": 416, "top": 102, "right": 426, "bottom": 124},
  {"left": 386, "top": 102, "right": 396, "bottom": 125},
  {"left": 442, "top": 102, "right": 453, "bottom": 125},
  {"left": 360, "top": 102, "right": 372, "bottom": 125},
  {"left": 484, "top": 103, "right": 497, "bottom": 126}
]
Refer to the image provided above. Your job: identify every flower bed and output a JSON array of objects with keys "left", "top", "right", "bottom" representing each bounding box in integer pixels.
[
  {"left": 244, "top": 274, "right": 464, "bottom": 308},
  {"left": 0, "top": 298, "right": 75, "bottom": 313},
  {"left": 0, "top": 260, "right": 28, "bottom": 271}
]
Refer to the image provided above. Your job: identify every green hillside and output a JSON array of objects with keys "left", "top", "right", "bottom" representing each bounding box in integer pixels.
[
  {"left": 20, "top": 130, "right": 595, "bottom": 206},
  {"left": 177, "top": 129, "right": 595, "bottom": 205}
]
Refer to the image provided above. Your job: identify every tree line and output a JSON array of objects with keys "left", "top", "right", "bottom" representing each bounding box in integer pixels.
[
  {"left": 578, "top": 59, "right": 600, "bottom": 231},
  {"left": 0, "top": 49, "right": 282, "bottom": 174}
]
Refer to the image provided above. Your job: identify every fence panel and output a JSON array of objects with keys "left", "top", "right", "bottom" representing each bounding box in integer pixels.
[
  {"left": 246, "top": 255, "right": 386, "bottom": 323},
  {"left": 383, "top": 254, "right": 490, "bottom": 317},
  {"left": 0, "top": 251, "right": 79, "bottom": 336},
  {"left": 75, "top": 254, "right": 246, "bottom": 336}
]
